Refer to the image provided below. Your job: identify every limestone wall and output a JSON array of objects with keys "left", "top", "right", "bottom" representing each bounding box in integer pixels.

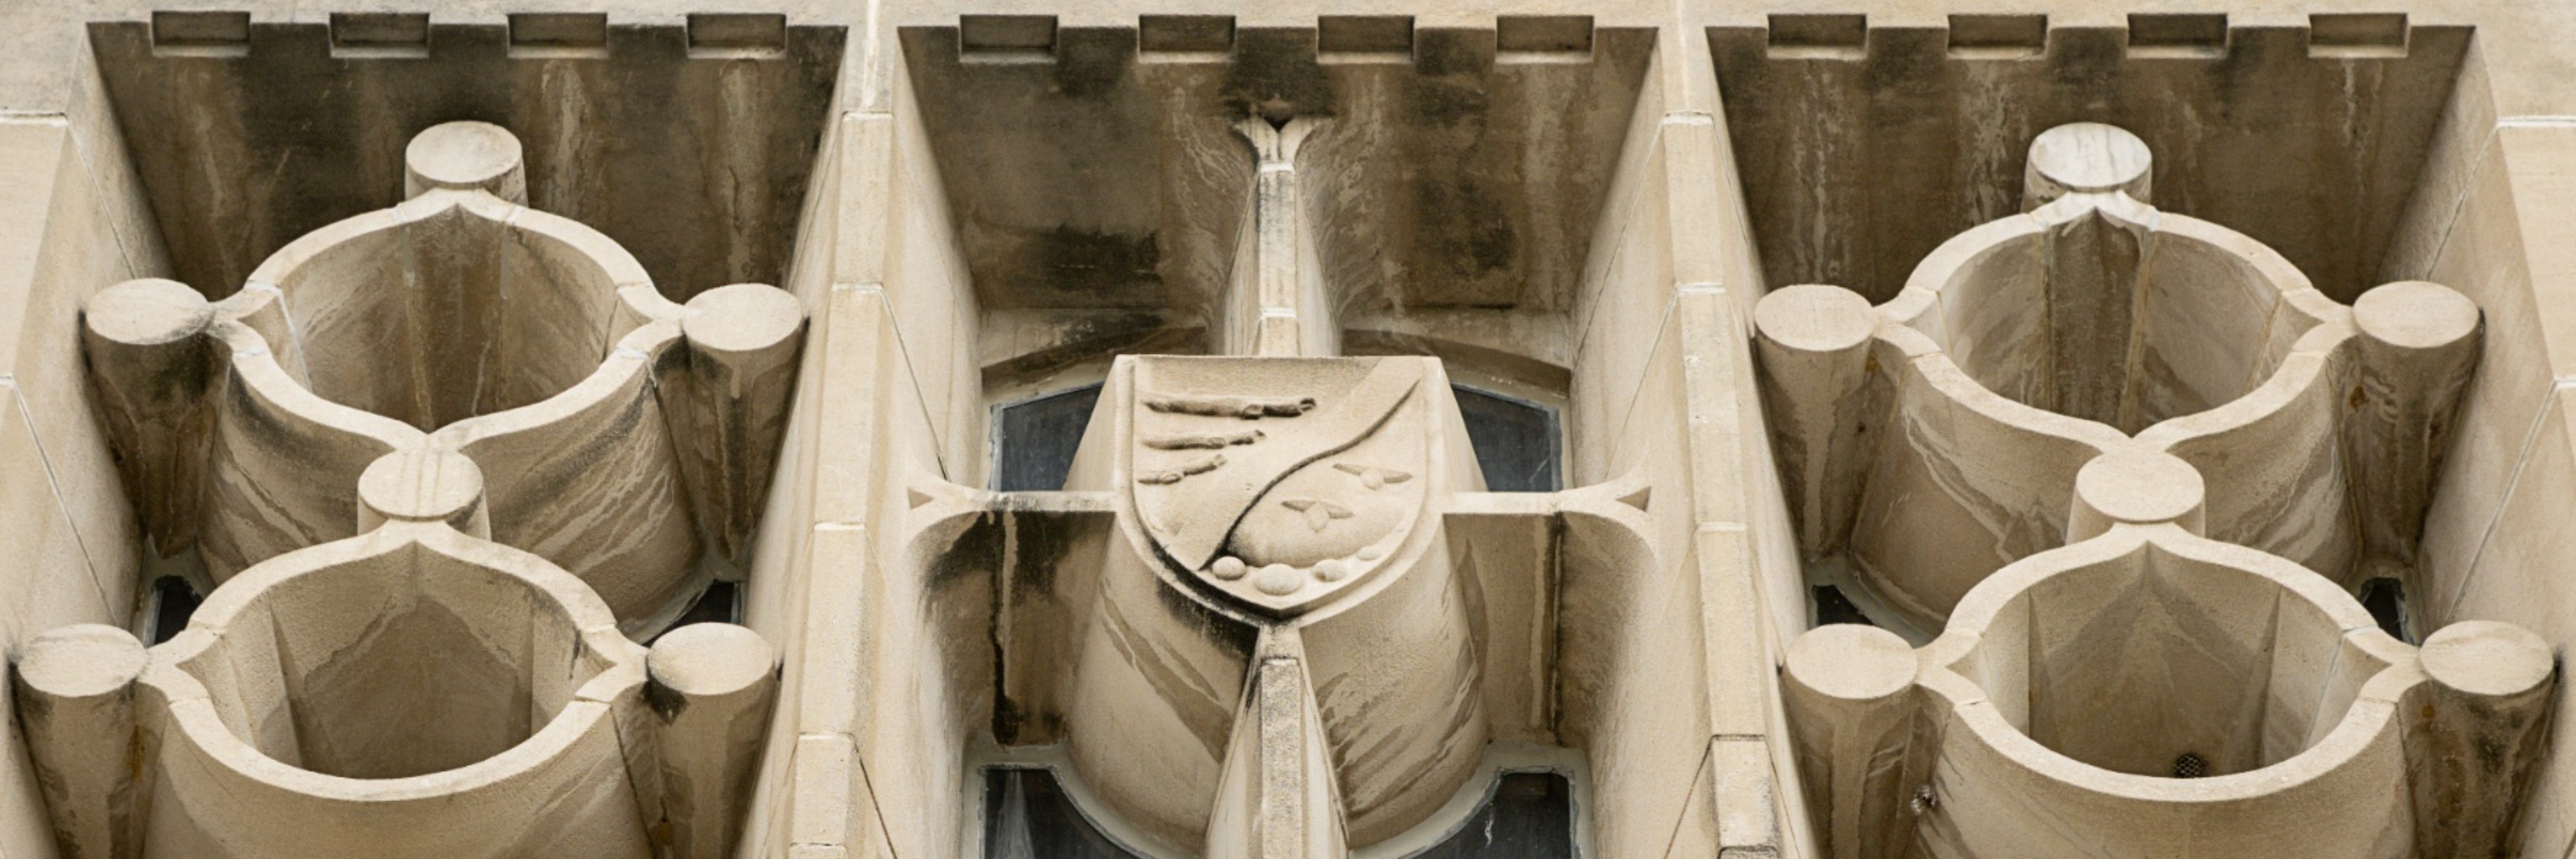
[{"left": 3, "top": 3, "right": 2576, "bottom": 859}]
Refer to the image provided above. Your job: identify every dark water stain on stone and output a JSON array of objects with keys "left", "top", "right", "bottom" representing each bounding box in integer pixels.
[
  {"left": 1031, "top": 226, "right": 1162, "bottom": 299},
  {"left": 1052, "top": 29, "right": 1132, "bottom": 102},
  {"left": 1223, "top": 29, "right": 1336, "bottom": 122}
]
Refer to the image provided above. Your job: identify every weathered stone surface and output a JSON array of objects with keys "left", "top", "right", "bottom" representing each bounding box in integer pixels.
[
  {"left": 8, "top": 6, "right": 2576, "bottom": 859},
  {"left": 80, "top": 122, "right": 805, "bottom": 633},
  {"left": 1760, "top": 123, "right": 2484, "bottom": 630}
]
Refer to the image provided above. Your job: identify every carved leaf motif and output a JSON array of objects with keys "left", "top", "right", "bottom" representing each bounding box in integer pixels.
[
  {"left": 1332, "top": 463, "right": 1414, "bottom": 490},
  {"left": 1279, "top": 497, "right": 1354, "bottom": 531},
  {"left": 1143, "top": 393, "right": 1317, "bottom": 419},
  {"left": 1143, "top": 429, "right": 1265, "bottom": 450},
  {"left": 1136, "top": 453, "right": 1226, "bottom": 486}
]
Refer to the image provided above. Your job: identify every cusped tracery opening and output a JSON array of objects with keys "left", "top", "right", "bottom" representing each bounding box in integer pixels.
[
  {"left": 1952, "top": 544, "right": 2381, "bottom": 778},
  {"left": 262, "top": 204, "right": 634, "bottom": 432},
  {"left": 1927, "top": 204, "right": 2328, "bottom": 435},
  {"left": 175, "top": 544, "right": 610, "bottom": 779},
  {"left": 249, "top": 122, "right": 647, "bottom": 433}
]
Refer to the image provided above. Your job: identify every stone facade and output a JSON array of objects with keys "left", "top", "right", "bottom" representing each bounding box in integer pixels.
[{"left": 0, "top": 3, "right": 2569, "bottom": 859}]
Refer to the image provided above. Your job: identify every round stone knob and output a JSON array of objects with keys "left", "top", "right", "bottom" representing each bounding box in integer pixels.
[
  {"left": 1254, "top": 564, "right": 1304, "bottom": 596},
  {"left": 357, "top": 449, "right": 487, "bottom": 535},
  {"left": 2025, "top": 122, "right": 2153, "bottom": 207},
  {"left": 2355, "top": 281, "right": 2480, "bottom": 354},
  {"left": 85, "top": 279, "right": 211, "bottom": 347},
  {"left": 2419, "top": 620, "right": 2553, "bottom": 699},
  {"left": 17, "top": 624, "right": 148, "bottom": 700},
  {"left": 648, "top": 622, "right": 780, "bottom": 700},
  {"left": 1754, "top": 284, "right": 1877, "bottom": 356},
  {"left": 1784, "top": 623, "right": 1917, "bottom": 704},
  {"left": 405, "top": 121, "right": 527, "bottom": 204},
  {"left": 2069, "top": 450, "right": 2206, "bottom": 540},
  {"left": 683, "top": 284, "right": 805, "bottom": 359}
]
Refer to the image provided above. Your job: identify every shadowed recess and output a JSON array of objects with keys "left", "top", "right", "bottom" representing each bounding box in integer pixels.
[
  {"left": 1957, "top": 546, "right": 2377, "bottom": 778},
  {"left": 261, "top": 202, "right": 628, "bottom": 430},
  {"left": 88, "top": 21, "right": 842, "bottom": 301},
  {"left": 177, "top": 546, "right": 609, "bottom": 779},
  {"left": 1710, "top": 22, "right": 2468, "bottom": 303},
  {"left": 900, "top": 25, "right": 1652, "bottom": 316},
  {"left": 979, "top": 768, "right": 1576, "bottom": 857}
]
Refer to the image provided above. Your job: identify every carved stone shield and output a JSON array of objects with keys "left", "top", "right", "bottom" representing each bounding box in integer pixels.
[{"left": 1127, "top": 357, "right": 1430, "bottom": 616}]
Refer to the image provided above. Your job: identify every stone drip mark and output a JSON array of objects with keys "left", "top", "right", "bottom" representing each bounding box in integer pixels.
[
  {"left": 1138, "top": 453, "right": 1226, "bottom": 485},
  {"left": 1142, "top": 428, "right": 1266, "bottom": 450},
  {"left": 1279, "top": 497, "right": 1354, "bottom": 531},
  {"left": 1751, "top": 121, "right": 2484, "bottom": 629},
  {"left": 1143, "top": 392, "right": 1318, "bottom": 419},
  {"left": 76, "top": 120, "right": 808, "bottom": 636},
  {"left": 11, "top": 525, "right": 780, "bottom": 859},
  {"left": 1333, "top": 463, "right": 1413, "bottom": 490}
]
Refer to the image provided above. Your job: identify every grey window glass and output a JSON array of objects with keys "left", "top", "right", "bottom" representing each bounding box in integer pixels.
[
  {"left": 1412, "top": 773, "right": 1577, "bottom": 859},
  {"left": 982, "top": 768, "right": 1576, "bottom": 858},
  {"left": 995, "top": 384, "right": 1105, "bottom": 492},
  {"left": 983, "top": 768, "right": 1134, "bottom": 859},
  {"left": 1454, "top": 386, "right": 1561, "bottom": 492},
  {"left": 996, "top": 383, "right": 1555, "bottom": 493}
]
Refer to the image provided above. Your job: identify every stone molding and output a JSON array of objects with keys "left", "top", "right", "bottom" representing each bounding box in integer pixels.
[
  {"left": 1765, "top": 124, "right": 2553, "bottom": 859},
  {"left": 78, "top": 121, "right": 806, "bottom": 633},
  {"left": 1757, "top": 122, "right": 2482, "bottom": 632}
]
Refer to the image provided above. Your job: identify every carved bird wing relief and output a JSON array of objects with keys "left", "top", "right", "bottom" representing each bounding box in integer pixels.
[
  {"left": 1132, "top": 358, "right": 1422, "bottom": 570},
  {"left": 1279, "top": 497, "right": 1355, "bottom": 531}
]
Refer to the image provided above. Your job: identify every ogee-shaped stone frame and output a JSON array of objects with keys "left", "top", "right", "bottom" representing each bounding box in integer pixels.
[
  {"left": 1780, "top": 453, "right": 2554, "bottom": 859},
  {"left": 80, "top": 122, "right": 805, "bottom": 633},
  {"left": 11, "top": 489, "right": 781, "bottom": 859},
  {"left": 1755, "top": 123, "right": 2482, "bottom": 631}
]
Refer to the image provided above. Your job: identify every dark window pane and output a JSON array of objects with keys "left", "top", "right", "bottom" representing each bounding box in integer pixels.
[
  {"left": 984, "top": 768, "right": 1141, "bottom": 859},
  {"left": 2359, "top": 576, "right": 2410, "bottom": 643},
  {"left": 982, "top": 769, "right": 1576, "bottom": 859},
  {"left": 995, "top": 385, "right": 1105, "bottom": 492},
  {"left": 1454, "top": 386, "right": 1561, "bottom": 492},
  {"left": 1813, "top": 585, "right": 1873, "bottom": 627},
  {"left": 663, "top": 580, "right": 742, "bottom": 633},
  {"left": 1412, "top": 773, "right": 1577, "bottom": 859},
  {"left": 148, "top": 575, "right": 201, "bottom": 644}
]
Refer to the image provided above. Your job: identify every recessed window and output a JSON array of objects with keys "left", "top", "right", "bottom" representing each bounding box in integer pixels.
[
  {"left": 984, "top": 768, "right": 1135, "bottom": 858},
  {"left": 1414, "top": 772, "right": 1578, "bottom": 858},
  {"left": 994, "top": 384, "right": 1104, "bottom": 492},
  {"left": 662, "top": 580, "right": 743, "bottom": 634},
  {"left": 980, "top": 768, "right": 1576, "bottom": 857},
  {"left": 1812, "top": 584, "right": 1873, "bottom": 628},
  {"left": 145, "top": 575, "right": 202, "bottom": 644},
  {"left": 994, "top": 383, "right": 1556, "bottom": 492},
  {"left": 1455, "top": 386, "right": 1561, "bottom": 492},
  {"left": 2358, "top": 576, "right": 2410, "bottom": 643}
]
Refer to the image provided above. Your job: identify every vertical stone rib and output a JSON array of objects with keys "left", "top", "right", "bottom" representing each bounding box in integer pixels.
[
  {"left": 645, "top": 622, "right": 781, "bottom": 859},
  {"left": 2407, "top": 621, "right": 2556, "bottom": 859},
  {"left": 662, "top": 283, "right": 807, "bottom": 559},
  {"left": 11, "top": 625, "right": 149, "bottom": 859},
  {"left": 2342, "top": 280, "right": 2480, "bottom": 567},
  {"left": 1206, "top": 631, "right": 1348, "bottom": 859},
  {"left": 1782, "top": 624, "right": 1920, "bottom": 859},
  {"left": 1231, "top": 118, "right": 1333, "bottom": 358},
  {"left": 1752, "top": 284, "right": 1878, "bottom": 558},
  {"left": 80, "top": 278, "right": 218, "bottom": 555}
]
